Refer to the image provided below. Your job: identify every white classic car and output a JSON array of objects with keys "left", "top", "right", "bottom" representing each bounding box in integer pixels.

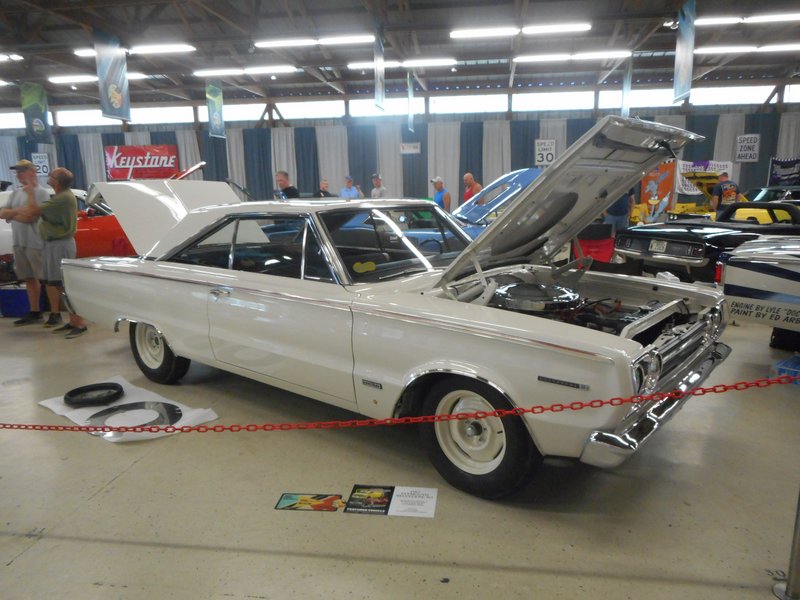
[{"left": 63, "top": 116, "right": 731, "bottom": 498}]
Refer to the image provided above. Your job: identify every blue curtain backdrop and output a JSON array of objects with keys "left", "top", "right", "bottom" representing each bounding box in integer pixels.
[
  {"left": 294, "top": 127, "right": 319, "bottom": 195},
  {"left": 402, "top": 121, "right": 427, "bottom": 198},
  {"left": 242, "top": 128, "right": 272, "bottom": 200},
  {"left": 150, "top": 131, "right": 178, "bottom": 147},
  {"left": 100, "top": 132, "right": 125, "bottom": 148},
  {"left": 55, "top": 134, "right": 87, "bottom": 190},
  {"left": 683, "top": 115, "right": 719, "bottom": 162},
  {"left": 566, "top": 118, "right": 597, "bottom": 147},
  {"left": 459, "top": 121, "right": 483, "bottom": 198},
  {"left": 740, "top": 113, "right": 779, "bottom": 191},
  {"left": 510, "top": 120, "right": 539, "bottom": 170},
  {"left": 199, "top": 131, "right": 228, "bottom": 182},
  {"left": 16, "top": 136, "right": 38, "bottom": 161},
  {"left": 346, "top": 124, "right": 377, "bottom": 194}
]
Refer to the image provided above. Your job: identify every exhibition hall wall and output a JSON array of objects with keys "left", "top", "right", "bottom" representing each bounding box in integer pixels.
[{"left": 1, "top": 110, "right": 798, "bottom": 205}]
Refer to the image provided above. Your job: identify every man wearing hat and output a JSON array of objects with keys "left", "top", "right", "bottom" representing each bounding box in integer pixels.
[
  {"left": 430, "top": 176, "right": 451, "bottom": 212},
  {"left": 370, "top": 173, "right": 388, "bottom": 199},
  {"left": 0, "top": 159, "right": 49, "bottom": 325},
  {"left": 340, "top": 175, "right": 363, "bottom": 199}
]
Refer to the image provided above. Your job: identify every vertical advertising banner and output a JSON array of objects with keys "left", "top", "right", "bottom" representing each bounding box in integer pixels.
[
  {"left": 406, "top": 72, "right": 414, "bottom": 133},
  {"left": 20, "top": 82, "right": 53, "bottom": 144},
  {"left": 621, "top": 59, "right": 633, "bottom": 118},
  {"left": 94, "top": 31, "right": 130, "bottom": 121},
  {"left": 374, "top": 35, "right": 385, "bottom": 111},
  {"left": 206, "top": 80, "right": 226, "bottom": 139},
  {"left": 673, "top": 0, "right": 695, "bottom": 104}
]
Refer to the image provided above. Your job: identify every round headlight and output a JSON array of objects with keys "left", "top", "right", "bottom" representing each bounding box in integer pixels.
[{"left": 642, "top": 353, "right": 662, "bottom": 394}]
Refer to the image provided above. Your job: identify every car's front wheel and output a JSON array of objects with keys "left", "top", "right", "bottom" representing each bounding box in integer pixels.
[
  {"left": 419, "top": 377, "right": 541, "bottom": 499},
  {"left": 129, "top": 322, "right": 190, "bottom": 384}
]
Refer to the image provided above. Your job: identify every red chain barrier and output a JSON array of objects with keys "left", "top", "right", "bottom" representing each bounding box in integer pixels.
[{"left": 1, "top": 374, "right": 798, "bottom": 434}]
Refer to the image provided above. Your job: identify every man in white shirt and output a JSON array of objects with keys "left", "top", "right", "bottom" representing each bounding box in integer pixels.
[{"left": 370, "top": 173, "right": 388, "bottom": 199}]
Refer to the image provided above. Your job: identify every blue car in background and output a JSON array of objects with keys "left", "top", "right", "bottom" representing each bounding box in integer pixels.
[{"left": 452, "top": 168, "right": 543, "bottom": 237}]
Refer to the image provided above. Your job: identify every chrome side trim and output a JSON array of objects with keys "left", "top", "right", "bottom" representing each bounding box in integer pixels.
[{"left": 580, "top": 341, "right": 731, "bottom": 468}]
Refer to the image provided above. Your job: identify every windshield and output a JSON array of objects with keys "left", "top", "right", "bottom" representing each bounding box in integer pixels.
[
  {"left": 319, "top": 206, "right": 470, "bottom": 282},
  {"left": 453, "top": 168, "right": 542, "bottom": 226}
]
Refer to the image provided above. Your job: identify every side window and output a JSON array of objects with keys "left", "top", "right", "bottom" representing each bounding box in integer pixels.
[{"left": 168, "top": 220, "right": 235, "bottom": 268}]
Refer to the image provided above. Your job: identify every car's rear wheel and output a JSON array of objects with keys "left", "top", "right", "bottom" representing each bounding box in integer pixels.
[
  {"left": 419, "top": 377, "right": 541, "bottom": 499},
  {"left": 129, "top": 322, "right": 190, "bottom": 384}
]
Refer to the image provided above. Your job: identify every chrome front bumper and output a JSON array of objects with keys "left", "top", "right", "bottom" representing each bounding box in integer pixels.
[{"left": 579, "top": 340, "right": 732, "bottom": 468}]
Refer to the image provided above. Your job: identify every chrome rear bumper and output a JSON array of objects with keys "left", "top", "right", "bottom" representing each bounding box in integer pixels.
[{"left": 579, "top": 341, "right": 731, "bottom": 468}]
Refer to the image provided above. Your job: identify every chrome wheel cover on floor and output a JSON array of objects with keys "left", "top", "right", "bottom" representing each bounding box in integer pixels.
[
  {"left": 434, "top": 389, "right": 506, "bottom": 475},
  {"left": 135, "top": 324, "right": 165, "bottom": 370}
]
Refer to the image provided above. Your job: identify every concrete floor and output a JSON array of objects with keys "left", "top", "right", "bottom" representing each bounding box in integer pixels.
[{"left": 0, "top": 315, "right": 798, "bottom": 600}]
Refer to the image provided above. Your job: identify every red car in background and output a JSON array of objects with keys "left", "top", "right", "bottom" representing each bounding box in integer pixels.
[{"left": 0, "top": 188, "right": 134, "bottom": 282}]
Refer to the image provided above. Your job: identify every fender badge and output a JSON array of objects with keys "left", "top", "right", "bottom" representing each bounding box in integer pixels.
[
  {"left": 361, "top": 379, "right": 383, "bottom": 390},
  {"left": 537, "top": 376, "right": 589, "bottom": 390}
]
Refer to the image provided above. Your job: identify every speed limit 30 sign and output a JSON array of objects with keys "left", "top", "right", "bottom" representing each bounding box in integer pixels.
[{"left": 534, "top": 139, "right": 556, "bottom": 167}]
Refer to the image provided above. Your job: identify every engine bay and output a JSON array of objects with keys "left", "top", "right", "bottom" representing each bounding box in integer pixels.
[{"left": 447, "top": 265, "right": 697, "bottom": 346}]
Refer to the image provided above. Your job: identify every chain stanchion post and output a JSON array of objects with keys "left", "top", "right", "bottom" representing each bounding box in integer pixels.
[{"left": 774, "top": 487, "right": 800, "bottom": 600}]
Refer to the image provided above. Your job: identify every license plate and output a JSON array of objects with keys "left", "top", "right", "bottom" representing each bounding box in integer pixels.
[{"left": 649, "top": 239, "right": 668, "bottom": 253}]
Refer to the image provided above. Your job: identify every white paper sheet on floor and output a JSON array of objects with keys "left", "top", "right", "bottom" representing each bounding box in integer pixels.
[{"left": 39, "top": 375, "right": 218, "bottom": 443}]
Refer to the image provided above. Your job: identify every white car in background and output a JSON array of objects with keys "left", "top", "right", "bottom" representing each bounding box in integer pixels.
[{"left": 63, "top": 117, "right": 730, "bottom": 498}]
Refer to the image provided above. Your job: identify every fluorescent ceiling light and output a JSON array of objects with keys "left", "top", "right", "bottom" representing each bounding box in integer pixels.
[
  {"left": 756, "top": 43, "right": 800, "bottom": 52},
  {"left": 254, "top": 38, "right": 317, "bottom": 48},
  {"left": 48, "top": 74, "right": 99, "bottom": 84},
  {"left": 73, "top": 48, "right": 96, "bottom": 57},
  {"left": 318, "top": 34, "right": 375, "bottom": 45},
  {"left": 402, "top": 58, "right": 457, "bottom": 68},
  {"left": 0, "top": 53, "right": 23, "bottom": 62},
  {"left": 513, "top": 53, "right": 571, "bottom": 63},
  {"left": 744, "top": 13, "right": 800, "bottom": 23},
  {"left": 243, "top": 65, "right": 297, "bottom": 74},
  {"left": 129, "top": 43, "right": 195, "bottom": 55},
  {"left": 572, "top": 50, "right": 632, "bottom": 60},
  {"left": 522, "top": 22, "right": 592, "bottom": 35},
  {"left": 347, "top": 60, "right": 402, "bottom": 69},
  {"left": 0, "top": 79, "right": 10, "bottom": 86},
  {"left": 694, "top": 45, "right": 757, "bottom": 54},
  {"left": 450, "top": 27, "right": 520, "bottom": 39},
  {"left": 193, "top": 68, "right": 243, "bottom": 77},
  {"left": 695, "top": 17, "right": 743, "bottom": 26},
  {"left": 126, "top": 72, "right": 149, "bottom": 80}
]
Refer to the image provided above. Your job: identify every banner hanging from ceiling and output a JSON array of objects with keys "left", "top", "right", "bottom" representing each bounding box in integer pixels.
[
  {"left": 206, "top": 79, "right": 226, "bottom": 139},
  {"left": 20, "top": 82, "right": 53, "bottom": 144},
  {"left": 673, "top": 0, "right": 695, "bottom": 104},
  {"left": 768, "top": 157, "right": 800, "bottom": 186},
  {"left": 94, "top": 31, "right": 130, "bottom": 121},
  {"left": 104, "top": 145, "right": 180, "bottom": 180},
  {"left": 374, "top": 34, "right": 385, "bottom": 111}
]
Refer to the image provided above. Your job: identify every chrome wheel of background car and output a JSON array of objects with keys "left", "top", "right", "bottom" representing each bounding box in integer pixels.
[
  {"left": 419, "top": 377, "right": 542, "bottom": 499},
  {"left": 129, "top": 322, "right": 191, "bottom": 385}
]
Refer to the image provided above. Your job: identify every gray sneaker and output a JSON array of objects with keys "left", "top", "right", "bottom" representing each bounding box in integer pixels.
[
  {"left": 64, "top": 326, "right": 88, "bottom": 339},
  {"left": 14, "top": 312, "right": 43, "bottom": 326},
  {"left": 43, "top": 313, "right": 63, "bottom": 328}
]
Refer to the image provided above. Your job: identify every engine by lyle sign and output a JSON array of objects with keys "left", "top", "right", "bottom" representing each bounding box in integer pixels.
[{"left": 104, "top": 145, "right": 180, "bottom": 180}]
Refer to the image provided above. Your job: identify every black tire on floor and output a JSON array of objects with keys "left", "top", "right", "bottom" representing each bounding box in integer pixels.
[
  {"left": 418, "top": 377, "right": 542, "bottom": 499},
  {"left": 63, "top": 382, "right": 124, "bottom": 407},
  {"left": 129, "top": 322, "right": 190, "bottom": 384}
]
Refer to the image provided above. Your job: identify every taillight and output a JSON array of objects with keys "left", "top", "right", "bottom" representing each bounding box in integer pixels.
[{"left": 715, "top": 261, "right": 724, "bottom": 284}]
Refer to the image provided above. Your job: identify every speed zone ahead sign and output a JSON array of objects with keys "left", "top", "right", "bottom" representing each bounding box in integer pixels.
[{"left": 534, "top": 139, "right": 556, "bottom": 166}]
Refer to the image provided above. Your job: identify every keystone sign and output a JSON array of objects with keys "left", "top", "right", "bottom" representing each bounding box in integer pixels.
[{"left": 104, "top": 145, "right": 180, "bottom": 180}]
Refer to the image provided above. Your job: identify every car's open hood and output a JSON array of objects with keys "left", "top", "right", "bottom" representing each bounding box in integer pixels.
[
  {"left": 437, "top": 116, "right": 704, "bottom": 288},
  {"left": 89, "top": 180, "right": 240, "bottom": 256}
]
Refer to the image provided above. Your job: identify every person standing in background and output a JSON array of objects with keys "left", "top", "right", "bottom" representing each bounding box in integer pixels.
[
  {"left": 711, "top": 171, "right": 746, "bottom": 218},
  {"left": 340, "top": 175, "right": 363, "bottom": 199},
  {"left": 370, "top": 173, "right": 388, "bottom": 199},
  {"left": 317, "top": 179, "right": 335, "bottom": 197},
  {"left": 604, "top": 188, "right": 636, "bottom": 234},
  {"left": 275, "top": 170, "right": 300, "bottom": 199},
  {"left": 430, "top": 176, "right": 451, "bottom": 212},
  {"left": 463, "top": 172, "right": 482, "bottom": 203},
  {"left": 19, "top": 167, "right": 88, "bottom": 338},
  {"left": 0, "top": 159, "right": 49, "bottom": 325}
]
